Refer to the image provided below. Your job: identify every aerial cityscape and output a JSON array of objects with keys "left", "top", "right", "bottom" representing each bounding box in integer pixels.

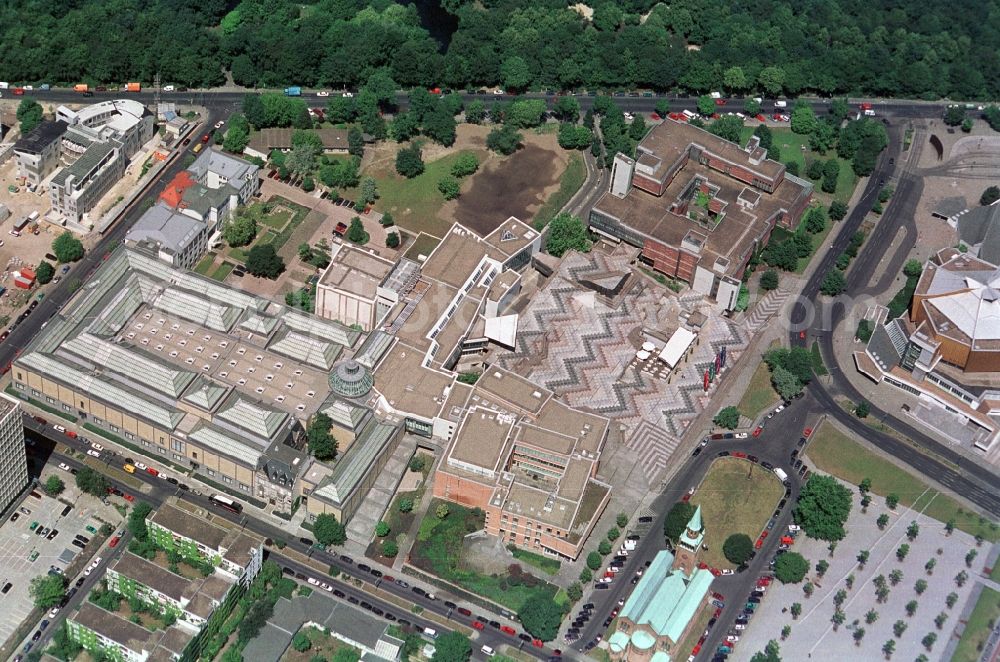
[{"left": 0, "top": 1, "right": 998, "bottom": 662}]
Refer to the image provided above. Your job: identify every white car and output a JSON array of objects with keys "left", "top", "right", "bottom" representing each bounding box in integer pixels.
[
  {"left": 787, "top": 524, "right": 801, "bottom": 532},
  {"left": 90, "top": 442, "right": 104, "bottom": 452},
  {"left": 734, "top": 623, "right": 747, "bottom": 631},
  {"left": 721, "top": 569, "right": 735, "bottom": 576},
  {"left": 493, "top": 88, "right": 505, "bottom": 95},
  {"left": 734, "top": 432, "right": 749, "bottom": 439},
  {"left": 48, "top": 607, "right": 59, "bottom": 619},
  {"left": 58, "top": 463, "right": 71, "bottom": 471},
  {"left": 135, "top": 462, "right": 147, "bottom": 471},
  {"left": 214, "top": 120, "right": 225, "bottom": 129},
  {"left": 307, "top": 577, "right": 320, "bottom": 586},
  {"left": 86, "top": 449, "right": 100, "bottom": 458},
  {"left": 320, "top": 582, "right": 332, "bottom": 592},
  {"left": 342, "top": 91, "right": 354, "bottom": 98},
  {"left": 597, "top": 577, "right": 613, "bottom": 584},
  {"left": 53, "top": 425, "right": 66, "bottom": 433},
  {"left": 623, "top": 112, "right": 634, "bottom": 121},
  {"left": 727, "top": 635, "right": 740, "bottom": 642},
  {"left": 163, "top": 85, "right": 175, "bottom": 92},
  {"left": 316, "top": 91, "right": 330, "bottom": 97}
]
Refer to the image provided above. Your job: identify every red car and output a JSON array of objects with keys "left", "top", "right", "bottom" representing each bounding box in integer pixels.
[
  {"left": 714, "top": 98, "right": 726, "bottom": 106},
  {"left": 34, "top": 416, "right": 46, "bottom": 425},
  {"left": 711, "top": 112, "right": 721, "bottom": 119},
  {"left": 733, "top": 451, "right": 747, "bottom": 458},
  {"left": 697, "top": 561, "right": 709, "bottom": 570},
  {"left": 755, "top": 537, "right": 764, "bottom": 549},
  {"left": 146, "top": 467, "right": 159, "bottom": 477},
  {"left": 681, "top": 493, "right": 691, "bottom": 503},
  {"left": 692, "top": 644, "right": 702, "bottom": 656},
  {"left": 532, "top": 639, "right": 544, "bottom": 648},
  {"left": 472, "top": 621, "right": 485, "bottom": 630},
  {"left": 712, "top": 591, "right": 726, "bottom": 601},
  {"left": 201, "top": 133, "right": 211, "bottom": 144},
  {"left": 860, "top": 102, "right": 873, "bottom": 110},
  {"left": 772, "top": 113, "right": 785, "bottom": 121},
  {"left": 752, "top": 426, "right": 764, "bottom": 438},
  {"left": 803, "top": 428, "right": 812, "bottom": 437},
  {"left": 709, "top": 567, "right": 722, "bottom": 577},
  {"left": 123, "top": 494, "right": 135, "bottom": 502},
  {"left": 13, "top": 88, "right": 24, "bottom": 96},
  {"left": 713, "top": 607, "right": 722, "bottom": 618},
  {"left": 650, "top": 113, "right": 660, "bottom": 121},
  {"left": 781, "top": 536, "right": 794, "bottom": 545},
  {"left": 755, "top": 114, "right": 767, "bottom": 122},
  {"left": 109, "top": 536, "right": 121, "bottom": 548},
  {"left": 500, "top": 625, "right": 516, "bottom": 636}
]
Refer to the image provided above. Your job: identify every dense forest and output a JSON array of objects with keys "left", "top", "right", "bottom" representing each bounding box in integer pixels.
[{"left": 2, "top": 0, "right": 1000, "bottom": 99}]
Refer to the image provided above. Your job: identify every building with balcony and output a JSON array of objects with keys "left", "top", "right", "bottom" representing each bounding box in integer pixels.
[
  {"left": 0, "top": 392, "right": 27, "bottom": 513},
  {"left": 67, "top": 602, "right": 194, "bottom": 662},
  {"left": 588, "top": 120, "right": 812, "bottom": 309}
]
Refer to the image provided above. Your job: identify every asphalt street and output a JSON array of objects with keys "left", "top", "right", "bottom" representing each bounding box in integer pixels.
[{"left": 16, "top": 421, "right": 558, "bottom": 661}]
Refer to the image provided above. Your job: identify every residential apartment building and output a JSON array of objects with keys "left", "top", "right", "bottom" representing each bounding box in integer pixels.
[
  {"left": 10, "top": 248, "right": 361, "bottom": 508},
  {"left": 68, "top": 603, "right": 194, "bottom": 662},
  {"left": 589, "top": 120, "right": 813, "bottom": 309},
  {"left": 0, "top": 392, "right": 28, "bottom": 513},
  {"left": 187, "top": 148, "right": 259, "bottom": 205},
  {"left": 12, "top": 120, "right": 67, "bottom": 185}
]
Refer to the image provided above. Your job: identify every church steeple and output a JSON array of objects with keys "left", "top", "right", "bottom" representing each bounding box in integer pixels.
[{"left": 672, "top": 505, "right": 705, "bottom": 575}]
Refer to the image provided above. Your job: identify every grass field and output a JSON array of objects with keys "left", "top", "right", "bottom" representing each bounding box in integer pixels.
[
  {"left": 693, "top": 457, "right": 784, "bottom": 569},
  {"left": 509, "top": 547, "right": 561, "bottom": 575},
  {"left": 951, "top": 587, "right": 1000, "bottom": 662},
  {"left": 737, "top": 359, "right": 779, "bottom": 421},
  {"left": 533, "top": 152, "right": 585, "bottom": 230},
  {"left": 194, "top": 253, "right": 217, "bottom": 275},
  {"left": 806, "top": 422, "right": 1000, "bottom": 541},
  {"left": 259, "top": 207, "right": 291, "bottom": 230},
  {"left": 403, "top": 232, "right": 441, "bottom": 262},
  {"left": 210, "top": 262, "right": 234, "bottom": 281},
  {"left": 373, "top": 150, "right": 481, "bottom": 238}
]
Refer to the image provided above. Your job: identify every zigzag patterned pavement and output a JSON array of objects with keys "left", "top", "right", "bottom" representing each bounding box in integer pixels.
[
  {"left": 745, "top": 289, "right": 789, "bottom": 335},
  {"left": 495, "top": 251, "right": 753, "bottom": 483}
]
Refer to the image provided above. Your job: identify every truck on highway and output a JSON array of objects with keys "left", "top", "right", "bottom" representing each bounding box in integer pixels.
[
  {"left": 284, "top": 86, "right": 302, "bottom": 97},
  {"left": 125, "top": 82, "right": 141, "bottom": 92},
  {"left": 74, "top": 84, "right": 89, "bottom": 93}
]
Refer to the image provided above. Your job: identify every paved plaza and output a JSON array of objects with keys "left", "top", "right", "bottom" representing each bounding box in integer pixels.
[
  {"left": 494, "top": 247, "right": 755, "bottom": 482},
  {"left": 735, "top": 476, "right": 984, "bottom": 662}
]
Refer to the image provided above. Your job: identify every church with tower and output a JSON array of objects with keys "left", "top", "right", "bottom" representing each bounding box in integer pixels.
[{"left": 607, "top": 506, "right": 715, "bottom": 662}]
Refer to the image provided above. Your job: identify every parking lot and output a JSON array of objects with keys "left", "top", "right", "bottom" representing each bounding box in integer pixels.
[{"left": 0, "top": 468, "right": 123, "bottom": 644}]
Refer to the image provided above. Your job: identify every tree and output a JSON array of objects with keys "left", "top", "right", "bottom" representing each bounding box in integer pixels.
[
  {"left": 831, "top": 608, "right": 846, "bottom": 629},
  {"left": 436, "top": 503, "right": 450, "bottom": 519},
  {"left": 934, "top": 611, "right": 949, "bottom": 629},
  {"left": 465, "top": 100, "right": 486, "bottom": 124},
  {"left": 921, "top": 632, "right": 937, "bottom": 651},
  {"left": 981, "top": 186, "right": 1000, "bottom": 206},
  {"left": 500, "top": 56, "right": 531, "bottom": 91},
  {"left": 830, "top": 200, "right": 848, "bottom": 221},
  {"left": 866, "top": 609, "right": 879, "bottom": 624},
  {"left": 566, "top": 581, "right": 583, "bottom": 603},
  {"left": 820, "top": 269, "right": 847, "bottom": 296},
  {"left": 955, "top": 570, "right": 969, "bottom": 587},
  {"left": 486, "top": 125, "right": 522, "bottom": 155},
  {"left": 896, "top": 544, "right": 910, "bottom": 561},
  {"left": 663, "top": 502, "right": 695, "bottom": 543},
  {"left": 744, "top": 98, "right": 762, "bottom": 116},
  {"left": 127, "top": 501, "right": 153, "bottom": 542},
  {"left": 790, "top": 602, "right": 802, "bottom": 619},
  {"left": 17, "top": 97, "right": 44, "bottom": 134},
  {"left": 357, "top": 177, "right": 378, "bottom": 208},
  {"left": 915, "top": 578, "right": 928, "bottom": 594},
  {"left": 774, "top": 552, "right": 809, "bottom": 583},
  {"left": 966, "top": 548, "right": 979, "bottom": 567},
  {"left": 546, "top": 213, "right": 592, "bottom": 257},
  {"left": 762, "top": 238, "right": 799, "bottom": 271},
  {"left": 697, "top": 95, "right": 716, "bottom": 117},
  {"left": 346, "top": 216, "right": 369, "bottom": 245},
  {"left": 423, "top": 106, "right": 457, "bottom": 146},
  {"left": 853, "top": 627, "right": 866, "bottom": 646},
  {"left": 758, "top": 67, "right": 786, "bottom": 95},
  {"left": 749, "top": 640, "right": 781, "bottom": 662},
  {"left": 906, "top": 600, "right": 919, "bottom": 617},
  {"left": 615, "top": 513, "right": 629, "bottom": 528},
  {"left": 815, "top": 559, "right": 829, "bottom": 577},
  {"left": 375, "top": 521, "right": 390, "bottom": 538},
  {"left": 760, "top": 270, "right": 779, "bottom": 291},
  {"left": 245, "top": 244, "right": 284, "bottom": 279},
  {"left": 348, "top": 127, "right": 365, "bottom": 158},
  {"left": 907, "top": 521, "right": 920, "bottom": 541},
  {"left": 606, "top": 527, "right": 620, "bottom": 542},
  {"left": 803, "top": 581, "right": 815, "bottom": 597},
  {"left": 449, "top": 154, "right": 479, "bottom": 180},
  {"left": 30, "top": 574, "right": 67, "bottom": 609},
  {"left": 223, "top": 206, "right": 259, "bottom": 247},
  {"left": 709, "top": 115, "right": 744, "bottom": 144},
  {"left": 598, "top": 540, "right": 612, "bottom": 555},
  {"left": 803, "top": 206, "right": 828, "bottom": 234},
  {"left": 32, "top": 260, "right": 56, "bottom": 287},
  {"left": 944, "top": 106, "right": 966, "bottom": 126},
  {"left": 558, "top": 123, "right": 593, "bottom": 150},
  {"left": 586, "top": 552, "right": 602, "bottom": 571},
  {"left": 313, "top": 513, "right": 346, "bottom": 546},
  {"left": 579, "top": 567, "right": 592, "bottom": 582},
  {"left": 713, "top": 406, "right": 741, "bottom": 430},
  {"left": 395, "top": 143, "right": 425, "bottom": 178},
  {"left": 75, "top": 467, "right": 110, "bottom": 496},
  {"left": 223, "top": 114, "right": 251, "bottom": 153},
  {"left": 430, "top": 631, "right": 472, "bottom": 662},
  {"left": 292, "top": 632, "right": 312, "bottom": 652},
  {"left": 810, "top": 122, "right": 838, "bottom": 154},
  {"left": 43, "top": 474, "right": 65, "bottom": 496},
  {"left": 821, "top": 159, "right": 840, "bottom": 193},
  {"left": 925, "top": 558, "right": 936, "bottom": 574},
  {"left": 723, "top": 533, "right": 754, "bottom": 565},
  {"left": 791, "top": 102, "right": 818, "bottom": 135},
  {"left": 886, "top": 494, "right": 899, "bottom": 509},
  {"left": 398, "top": 498, "right": 414, "bottom": 513},
  {"left": 855, "top": 400, "right": 870, "bottom": 418},
  {"left": 793, "top": 474, "right": 852, "bottom": 541},
  {"left": 383, "top": 541, "right": 398, "bottom": 557},
  {"left": 385, "top": 231, "right": 400, "bottom": 249},
  {"left": 52, "top": 232, "right": 84, "bottom": 263},
  {"left": 876, "top": 513, "right": 889, "bottom": 530},
  {"left": 518, "top": 596, "right": 562, "bottom": 641},
  {"left": 438, "top": 176, "right": 461, "bottom": 200}
]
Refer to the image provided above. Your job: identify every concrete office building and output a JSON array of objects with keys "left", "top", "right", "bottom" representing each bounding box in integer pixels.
[
  {"left": 10, "top": 248, "right": 361, "bottom": 508},
  {"left": 0, "top": 392, "right": 28, "bottom": 513},
  {"left": 315, "top": 243, "right": 419, "bottom": 331},
  {"left": 12, "top": 120, "right": 67, "bottom": 186},
  {"left": 588, "top": 120, "right": 812, "bottom": 309},
  {"left": 187, "top": 148, "right": 259, "bottom": 206}
]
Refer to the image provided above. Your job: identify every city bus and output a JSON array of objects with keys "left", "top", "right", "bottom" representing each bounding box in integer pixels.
[{"left": 208, "top": 494, "right": 243, "bottom": 514}]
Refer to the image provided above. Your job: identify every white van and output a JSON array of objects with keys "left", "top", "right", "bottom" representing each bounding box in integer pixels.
[
  {"left": 682, "top": 109, "right": 697, "bottom": 119},
  {"left": 709, "top": 91, "right": 722, "bottom": 99},
  {"left": 773, "top": 467, "right": 788, "bottom": 482},
  {"left": 481, "top": 645, "right": 495, "bottom": 657},
  {"left": 774, "top": 100, "right": 788, "bottom": 108},
  {"left": 423, "top": 627, "right": 438, "bottom": 639},
  {"left": 163, "top": 85, "right": 175, "bottom": 92}
]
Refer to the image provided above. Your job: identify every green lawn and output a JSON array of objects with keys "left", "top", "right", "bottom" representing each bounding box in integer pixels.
[
  {"left": 509, "top": 547, "right": 561, "bottom": 576},
  {"left": 194, "top": 253, "right": 217, "bottom": 275},
  {"left": 806, "top": 422, "right": 1000, "bottom": 541},
  {"left": 693, "top": 457, "right": 784, "bottom": 569},
  {"left": 533, "top": 151, "right": 585, "bottom": 230},
  {"left": 951, "top": 587, "right": 1000, "bottom": 662},
  {"left": 210, "top": 262, "right": 234, "bottom": 281},
  {"left": 260, "top": 207, "right": 291, "bottom": 230},
  {"left": 737, "top": 359, "right": 780, "bottom": 421},
  {"left": 410, "top": 499, "right": 559, "bottom": 611},
  {"left": 403, "top": 232, "right": 442, "bottom": 261},
  {"left": 372, "top": 149, "right": 482, "bottom": 238}
]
